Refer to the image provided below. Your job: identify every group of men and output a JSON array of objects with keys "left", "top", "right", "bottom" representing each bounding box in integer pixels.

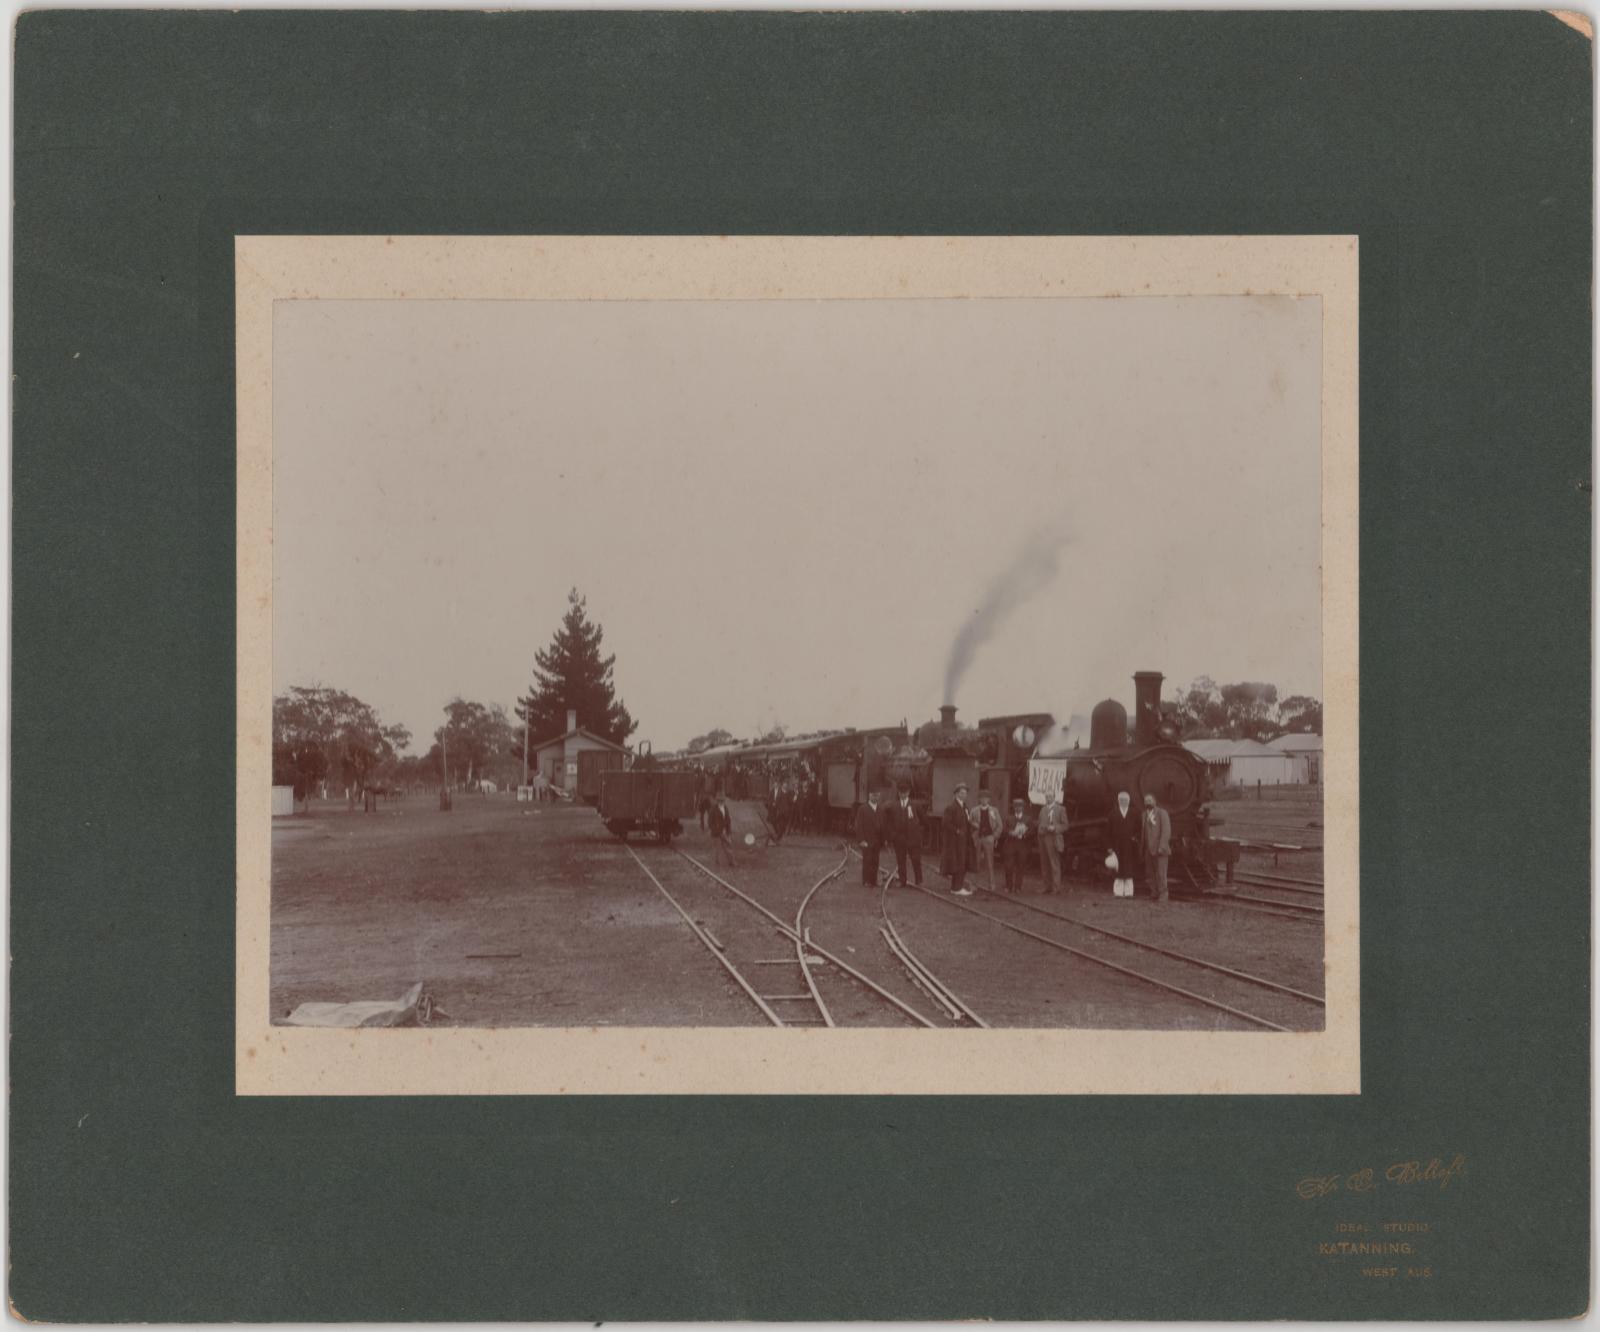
[{"left": 854, "top": 782, "right": 1172, "bottom": 901}]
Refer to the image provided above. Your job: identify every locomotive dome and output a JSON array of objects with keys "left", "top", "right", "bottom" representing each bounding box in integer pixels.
[{"left": 1089, "top": 698, "right": 1129, "bottom": 750}]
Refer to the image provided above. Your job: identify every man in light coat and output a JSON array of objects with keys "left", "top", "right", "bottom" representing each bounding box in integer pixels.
[
  {"left": 1141, "top": 793, "right": 1172, "bottom": 902},
  {"left": 969, "top": 790, "right": 1001, "bottom": 891},
  {"left": 1037, "top": 790, "right": 1068, "bottom": 894}
]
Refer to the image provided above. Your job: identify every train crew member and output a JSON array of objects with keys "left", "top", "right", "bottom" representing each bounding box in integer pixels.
[
  {"left": 1142, "top": 793, "right": 1172, "bottom": 903},
  {"left": 969, "top": 789, "right": 1000, "bottom": 892},
  {"left": 855, "top": 789, "right": 885, "bottom": 887},
  {"left": 708, "top": 793, "right": 736, "bottom": 867},
  {"left": 1108, "top": 789, "right": 1141, "bottom": 898},
  {"left": 942, "top": 782, "right": 975, "bottom": 896},
  {"left": 1037, "top": 789, "right": 1068, "bottom": 895},
  {"left": 883, "top": 782, "right": 924, "bottom": 889},
  {"left": 1001, "top": 799, "right": 1030, "bottom": 895}
]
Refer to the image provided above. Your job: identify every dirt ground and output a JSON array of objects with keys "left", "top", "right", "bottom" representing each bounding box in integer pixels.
[{"left": 271, "top": 793, "right": 1325, "bottom": 1029}]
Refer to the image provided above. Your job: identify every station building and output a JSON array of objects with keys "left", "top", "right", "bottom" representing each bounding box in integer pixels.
[
  {"left": 530, "top": 709, "right": 626, "bottom": 795},
  {"left": 1183, "top": 737, "right": 1301, "bottom": 787}
]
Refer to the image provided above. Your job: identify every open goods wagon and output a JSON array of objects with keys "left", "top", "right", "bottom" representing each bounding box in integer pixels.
[
  {"left": 598, "top": 769, "right": 699, "bottom": 841},
  {"left": 576, "top": 748, "right": 625, "bottom": 804}
]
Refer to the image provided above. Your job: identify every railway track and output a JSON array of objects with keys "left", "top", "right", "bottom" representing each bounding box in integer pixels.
[
  {"left": 1235, "top": 869, "right": 1324, "bottom": 892},
  {"left": 628, "top": 842, "right": 956, "bottom": 1027},
  {"left": 915, "top": 885, "right": 1319, "bottom": 1031},
  {"left": 851, "top": 849, "right": 1322, "bottom": 1030},
  {"left": 1224, "top": 886, "right": 1325, "bottom": 915},
  {"left": 972, "top": 887, "right": 1324, "bottom": 1008},
  {"left": 1200, "top": 889, "right": 1325, "bottom": 922},
  {"left": 874, "top": 873, "right": 989, "bottom": 1027}
]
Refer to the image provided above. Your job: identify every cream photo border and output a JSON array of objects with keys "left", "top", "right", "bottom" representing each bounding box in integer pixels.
[{"left": 236, "top": 234, "right": 1358, "bottom": 1095}]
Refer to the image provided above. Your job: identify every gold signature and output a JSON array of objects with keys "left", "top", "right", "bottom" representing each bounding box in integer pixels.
[{"left": 1297, "top": 1155, "right": 1466, "bottom": 1200}]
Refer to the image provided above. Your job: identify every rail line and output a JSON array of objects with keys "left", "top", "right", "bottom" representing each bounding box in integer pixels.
[
  {"left": 971, "top": 887, "right": 1325, "bottom": 1008},
  {"left": 877, "top": 876, "right": 990, "bottom": 1027},
  {"left": 624, "top": 844, "right": 795, "bottom": 1026},
  {"left": 1226, "top": 888, "right": 1325, "bottom": 915},
  {"left": 1198, "top": 894, "right": 1324, "bottom": 923},
  {"left": 669, "top": 847, "right": 944, "bottom": 1028},
  {"left": 1235, "top": 869, "right": 1324, "bottom": 892},
  {"left": 909, "top": 884, "right": 1307, "bottom": 1031}
]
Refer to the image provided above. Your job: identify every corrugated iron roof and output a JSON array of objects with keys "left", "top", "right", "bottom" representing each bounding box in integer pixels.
[{"left": 1184, "top": 737, "right": 1284, "bottom": 760}]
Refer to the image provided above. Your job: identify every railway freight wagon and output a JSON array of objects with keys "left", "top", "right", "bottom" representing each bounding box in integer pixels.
[
  {"left": 598, "top": 770, "right": 700, "bottom": 841},
  {"left": 575, "top": 748, "right": 626, "bottom": 805}
]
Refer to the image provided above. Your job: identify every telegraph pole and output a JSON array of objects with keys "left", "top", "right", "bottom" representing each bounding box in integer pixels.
[
  {"left": 522, "top": 697, "right": 530, "bottom": 787},
  {"left": 439, "top": 730, "right": 452, "bottom": 811}
]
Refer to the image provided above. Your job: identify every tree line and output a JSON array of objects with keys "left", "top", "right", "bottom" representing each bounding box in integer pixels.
[
  {"left": 271, "top": 588, "right": 638, "bottom": 798},
  {"left": 1167, "top": 676, "right": 1321, "bottom": 741}
]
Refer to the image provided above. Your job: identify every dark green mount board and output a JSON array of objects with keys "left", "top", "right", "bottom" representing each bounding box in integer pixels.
[{"left": 10, "top": 9, "right": 1589, "bottom": 1320}]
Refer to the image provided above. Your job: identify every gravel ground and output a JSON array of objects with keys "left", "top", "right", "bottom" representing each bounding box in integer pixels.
[{"left": 271, "top": 795, "right": 1326, "bottom": 1029}]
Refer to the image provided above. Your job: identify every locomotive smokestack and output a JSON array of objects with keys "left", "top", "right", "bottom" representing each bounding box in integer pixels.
[
  {"left": 1133, "top": 671, "right": 1164, "bottom": 746},
  {"left": 939, "top": 704, "right": 958, "bottom": 728}
]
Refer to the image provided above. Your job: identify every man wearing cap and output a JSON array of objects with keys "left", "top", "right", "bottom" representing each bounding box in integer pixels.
[
  {"left": 882, "top": 782, "right": 924, "bottom": 889},
  {"left": 1142, "top": 793, "right": 1172, "bottom": 902},
  {"left": 854, "top": 789, "right": 885, "bottom": 888},
  {"left": 941, "top": 782, "right": 975, "bottom": 896},
  {"left": 1037, "top": 789, "right": 1068, "bottom": 894},
  {"left": 968, "top": 789, "right": 1001, "bottom": 892},
  {"left": 1001, "top": 798, "right": 1031, "bottom": 894}
]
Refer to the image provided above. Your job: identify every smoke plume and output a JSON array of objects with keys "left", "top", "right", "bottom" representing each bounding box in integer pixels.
[{"left": 943, "top": 518, "right": 1075, "bottom": 707}]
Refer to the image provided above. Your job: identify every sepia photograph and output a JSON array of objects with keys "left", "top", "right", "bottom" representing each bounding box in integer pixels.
[{"left": 236, "top": 235, "right": 1358, "bottom": 1093}]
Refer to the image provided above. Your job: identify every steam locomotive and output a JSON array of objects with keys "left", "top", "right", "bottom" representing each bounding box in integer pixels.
[{"left": 977, "top": 672, "right": 1237, "bottom": 887}]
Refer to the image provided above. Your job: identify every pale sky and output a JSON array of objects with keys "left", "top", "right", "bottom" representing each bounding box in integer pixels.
[{"left": 273, "top": 295, "right": 1321, "bottom": 751}]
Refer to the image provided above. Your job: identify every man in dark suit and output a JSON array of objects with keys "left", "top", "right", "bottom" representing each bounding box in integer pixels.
[
  {"left": 941, "top": 782, "right": 975, "bottom": 896},
  {"left": 882, "top": 782, "right": 924, "bottom": 888},
  {"left": 707, "top": 793, "right": 736, "bottom": 866},
  {"left": 855, "top": 789, "right": 885, "bottom": 887},
  {"left": 1001, "top": 798, "right": 1031, "bottom": 894}
]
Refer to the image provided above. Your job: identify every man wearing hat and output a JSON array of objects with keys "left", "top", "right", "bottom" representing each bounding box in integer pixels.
[
  {"left": 882, "top": 782, "right": 924, "bottom": 889},
  {"left": 855, "top": 788, "right": 885, "bottom": 888},
  {"left": 1141, "top": 793, "right": 1172, "bottom": 902},
  {"left": 1001, "top": 798, "right": 1031, "bottom": 894},
  {"left": 1037, "top": 788, "right": 1068, "bottom": 894},
  {"left": 968, "top": 789, "right": 1001, "bottom": 892},
  {"left": 941, "top": 782, "right": 975, "bottom": 896}
]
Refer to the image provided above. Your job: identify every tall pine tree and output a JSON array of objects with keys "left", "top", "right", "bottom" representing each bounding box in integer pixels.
[{"left": 518, "top": 589, "right": 637, "bottom": 745}]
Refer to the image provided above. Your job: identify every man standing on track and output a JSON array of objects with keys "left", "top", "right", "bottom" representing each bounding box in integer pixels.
[
  {"left": 883, "top": 782, "right": 924, "bottom": 889},
  {"left": 1001, "top": 798, "right": 1030, "bottom": 894},
  {"left": 1037, "top": 788, "right": 1068, "bottom": 894},
  {"left": 942, "top": 781, "right": 974, "bottom": 896},
  {"left": 969, "top": 789, "right": 1000, "bottom": 892},
  {"left": 1142, "top": 793, "right": 1172, "bottom": 902},
  {"left": 855, "top": 789, "right": 885, "bottom": 888},
  {"left": 707, "top": 793, "right": 736, "bottom": 867}
]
